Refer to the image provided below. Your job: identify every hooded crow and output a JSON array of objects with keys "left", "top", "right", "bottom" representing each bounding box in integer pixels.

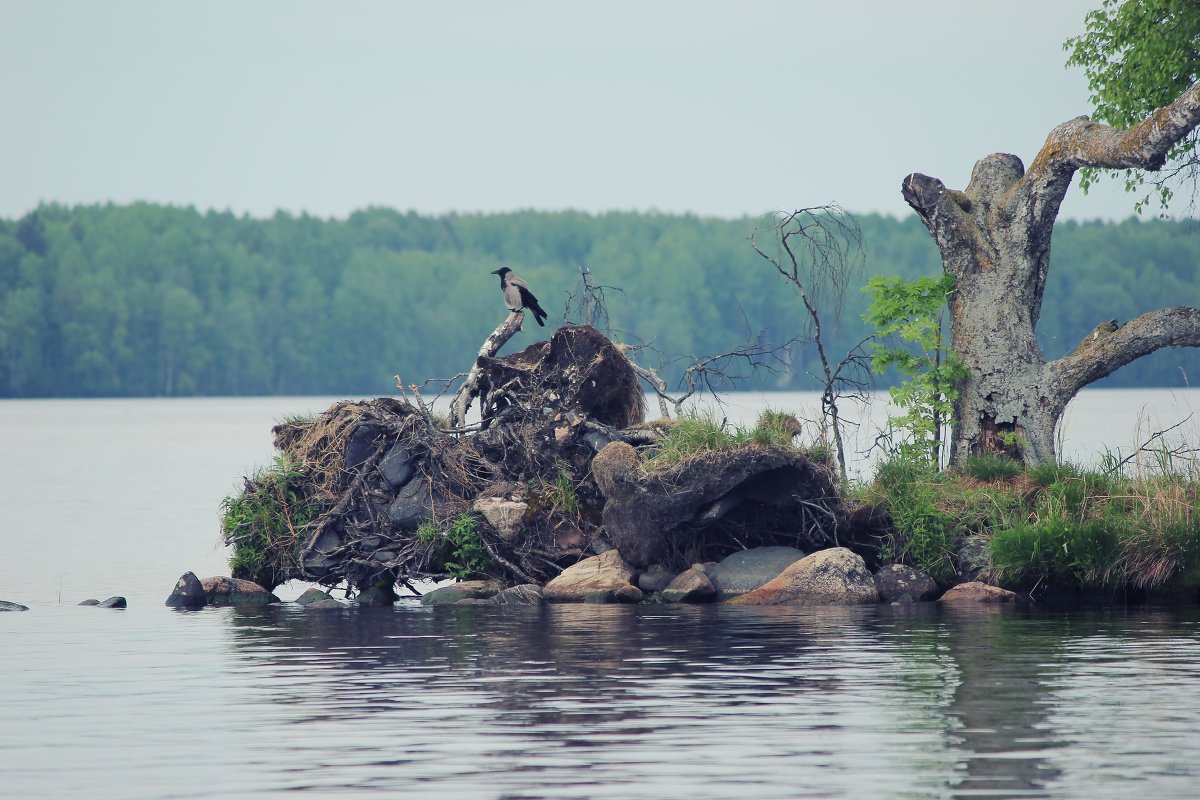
[{"left": 490, "top": 267, "right": 547, "bottom": 326}]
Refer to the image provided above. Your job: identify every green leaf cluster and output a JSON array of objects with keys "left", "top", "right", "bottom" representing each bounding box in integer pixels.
[
  {"left": 1065, "top": 0, "right": 1200, "bottom": 212},
  {"left": 864, "top": 273, "right": 969, "bottom": 467},
  {"left": 417, "top": 513, "right": 493, "bottom": 580}
]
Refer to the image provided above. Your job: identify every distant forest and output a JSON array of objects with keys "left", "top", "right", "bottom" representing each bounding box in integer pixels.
[{"left": 0, "top": 203, "right": 1196, "bottom": 398}]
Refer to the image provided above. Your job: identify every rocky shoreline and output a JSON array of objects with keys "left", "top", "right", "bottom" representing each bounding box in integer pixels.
[{"left": 150, "top": 545, "right": 1018, "bottom": 612}]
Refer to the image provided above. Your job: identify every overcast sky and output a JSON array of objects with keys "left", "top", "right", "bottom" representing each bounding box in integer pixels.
[{"left": 0, "top": 0, "right": 1170, "bottom": 222}]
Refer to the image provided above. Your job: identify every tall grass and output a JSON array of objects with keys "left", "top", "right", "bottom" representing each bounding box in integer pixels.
[
  {"left": 646, "top": 408, "right": 804, "bottom": 466},
  {"left": 868, "top": 446, "right": 1200, "bottom": 593}
]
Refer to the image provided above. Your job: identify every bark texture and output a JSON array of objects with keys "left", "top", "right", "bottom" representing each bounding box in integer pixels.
[{"left": 903, "top": 80, "right": 1200, "bottom": 465}]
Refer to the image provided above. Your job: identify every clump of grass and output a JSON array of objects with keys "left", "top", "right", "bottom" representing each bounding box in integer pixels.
[
  {"left": 871, "top": 456, "right": 960, "bottom": 583},
  {"left": 962, "top": 453, "right": 1022, "bottom": 482},
  {"left": 528, "top": 463, "right": 583, "bottom": 517},
  {"left": 753, "top": 409, "right": 803, "bottom": 446},
  {"left": 417, "top": 513, "right": 494, "bottom": 580},
  {"left": 1027, "top": 460, "right": 1078, "bottom": 487},
  {"left": 988, "top": 463, "right": 1200, "bottom": 592},
  {"left": 648, "top": 409, "right": 802, "bottom": 466},
  {"left": 276, "top": 411, "right": 318, "bottom": 427},
  {"left": 650, "top": 411, "right": 739, "bottom": 464},
  {"left": 222, "top": 453, "right": 318, "bottom": 586}
]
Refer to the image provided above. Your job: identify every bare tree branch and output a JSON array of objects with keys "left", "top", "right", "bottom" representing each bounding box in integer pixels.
[
  {"left": 750, "top": 204, "right": 870, "bottom": 484},
  {"left": 1045, "top": 307, "right": 1200, "bottom": 408},
  {"left": 448, "top": 310, "right": 526, "bottom": 429},
  {"left": 1012, "top": 79, "right": 1200, "bottom": 234}
]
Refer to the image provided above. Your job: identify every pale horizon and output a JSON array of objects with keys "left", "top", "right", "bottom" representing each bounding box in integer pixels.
[{"left": 0, "top": 1, "right": 1182, "bottom": 224}]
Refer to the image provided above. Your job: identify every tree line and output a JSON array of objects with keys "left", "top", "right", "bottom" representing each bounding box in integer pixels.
[{"left": 0, "top": 202, "right": 1194, "bottom": 398}]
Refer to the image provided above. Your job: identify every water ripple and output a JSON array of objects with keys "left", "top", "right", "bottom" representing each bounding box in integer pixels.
[{"left": 2, "top": 603, "right": 1199, "bottom": 798}]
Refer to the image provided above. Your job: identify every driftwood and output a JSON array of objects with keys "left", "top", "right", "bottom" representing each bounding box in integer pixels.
[{"left": 448, "top": 310, "right": 525, "bottom": 429}]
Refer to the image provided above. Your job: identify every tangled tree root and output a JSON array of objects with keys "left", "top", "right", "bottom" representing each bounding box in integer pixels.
[{"left": 224, "top": 325, "right": 867, "bottom": 596}]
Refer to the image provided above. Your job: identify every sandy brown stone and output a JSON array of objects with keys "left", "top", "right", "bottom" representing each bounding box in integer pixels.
[
  {"left": 661, "top": 566, "right": 716, "bottom": 603},
  {"left": 726, "top": 547, "right": 878, "bottom": 606},
  {"left": 939, "top": 581, "right": 1020, "bottom": 604},
  {"left": 473, "top": 497, "right": 529, "bottom": 542},
  {"left": 544, "top": 550, "right": 638, "bottom": 602},
  {"left": 202, "top": 576, "right": 277, "bottom": 607}
]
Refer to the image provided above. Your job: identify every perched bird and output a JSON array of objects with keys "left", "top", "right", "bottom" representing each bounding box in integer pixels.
[{"left": 490, "top": 267, "right": 548, "bottom": 327}]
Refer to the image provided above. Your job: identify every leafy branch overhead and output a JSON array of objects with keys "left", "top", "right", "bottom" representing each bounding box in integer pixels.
[{"left": 1065, "top": 0, "right": 1200, "bottom": 212}]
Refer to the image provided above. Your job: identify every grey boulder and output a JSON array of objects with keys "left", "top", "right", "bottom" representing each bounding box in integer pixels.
[
  {"left": 165, "top": 572, "right": 207, "bottom": 608},
  {"left": 709, "top": 546, "right": 807, "bottom": 600},
  {"left": 874, "top": 564, "right": 941, "bottom": 602}
]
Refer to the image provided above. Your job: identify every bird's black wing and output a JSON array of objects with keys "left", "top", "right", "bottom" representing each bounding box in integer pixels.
[{"left": 517, "top": 285, "right": 548, "bottom": 326}]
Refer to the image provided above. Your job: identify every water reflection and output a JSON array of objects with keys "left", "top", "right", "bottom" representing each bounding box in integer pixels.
[
  {"left": 937, "top": 606, "right": 1064, "bottom": 797},
  {"left": 215, "top": 603, "right": 1124, "bottom": 798},
  {"left": 6, "top": 602, "right": 1198, "bottom": 799}
]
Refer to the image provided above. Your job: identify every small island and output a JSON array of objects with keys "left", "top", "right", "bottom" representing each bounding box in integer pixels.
[{"left": 205, "top": 323, "right": 1197, "bottom": 611}]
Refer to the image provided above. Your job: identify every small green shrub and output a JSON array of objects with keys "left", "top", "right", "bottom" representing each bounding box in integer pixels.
[
  {"left": 222, "top": 453, "right": 318, "bottom": 585},
  {"left": 419, "top": 513, "right": 494, "bottom": 580}
]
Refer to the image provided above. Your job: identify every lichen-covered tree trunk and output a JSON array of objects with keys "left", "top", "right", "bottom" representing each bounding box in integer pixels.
[{"left": 903, "top": 80, "right": 1200, "bottom": 467}]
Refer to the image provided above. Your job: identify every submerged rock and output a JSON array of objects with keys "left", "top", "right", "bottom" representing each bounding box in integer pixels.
[
  {"left": 874, "top": 564, "right": 940, "bottom": 603},
  {"left": 637, "top": 565, "right": 677, "bottom": 594},
  {"left": 709, "top": 546, "right": 807, "bottom": 600},
  {"left": 97, "top": 596, "right": 127, "bottom": 609},
  {"left": 165, "top": 572, "right": 207, "bottom": 609},
  {"left": 78, "top": 599, "right": 100, "bottom": 606},
  {"left": 356, "top": 583, "right": 398, "bottom": 606},
  {"left": 726, "top": 547, "right": 879, "bottom": 606},
  {"left": 0, "top": 600, "right": 29, "bottom": 612},
  {"left": 304, "top": 598, "right": 347, "bottom": 610},
  {"left": 485, "top": 584, "right": 544, "bottom": 606},
  {"left": 202, "top": 576, "right": 277, "bottom": 607},
  {"left": 544, "top": 550, "right": 640, "bottom": 603},
  {"left": 939, "top": 582, "right": 1020, "bottom": 604},
  {"left": 422, "top": 580, "right": 505, "bottom": 606},
  {"left": 294, "top": 588, "right": 335, "bottom": 606}
]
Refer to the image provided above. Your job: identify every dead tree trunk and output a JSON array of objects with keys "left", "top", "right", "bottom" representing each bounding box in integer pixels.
[{"left": 903, "top": 80, "right": 1200, "bottom": 467}]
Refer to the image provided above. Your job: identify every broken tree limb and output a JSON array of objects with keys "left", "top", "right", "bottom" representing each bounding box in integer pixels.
[{"left": 448, "top": 310, "right": 525, "bottom": 430}]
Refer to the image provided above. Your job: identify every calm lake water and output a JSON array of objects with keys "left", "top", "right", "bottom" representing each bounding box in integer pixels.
[{"left": 2, "top": 390, "right": 1199, "bottom": 799}]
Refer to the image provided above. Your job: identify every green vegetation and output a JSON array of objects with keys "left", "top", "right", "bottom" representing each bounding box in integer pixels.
[
  {"left": 1065, "top": 0, "right": 1200, "bottom": 212},
  {"left": 222, "top": 454, "right": 318, "bottom": 585},
  {"left": 646, "top": 409, "right": 804, "bottom": 466},
  {"left": 417, "top": 513, "right": 494, "bottom": 580},
  {"left": 0, "top": 205, "right": 1194, "bottom": 398},
  {"left": 529, "top": 464, "right": 583, "bottom": 517},
  {"left": 864, "top": 451, "right": 1200, "bottom": 594},
  {"left": 864, "top": 274, "right": 968, "bottom": 467}
]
